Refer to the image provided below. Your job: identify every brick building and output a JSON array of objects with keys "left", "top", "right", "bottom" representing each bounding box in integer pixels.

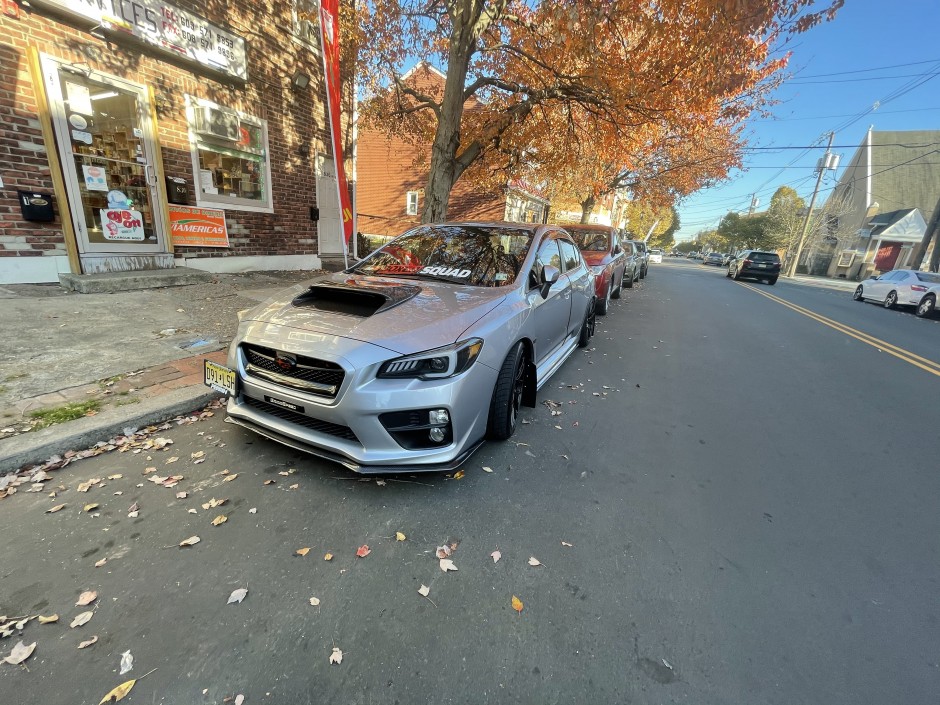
[
  {"left": 0, "top": 0, "right": 352, "bottom": 284},
  {"left": 355, "top": 63, "right": 549, "bottom": 252}
]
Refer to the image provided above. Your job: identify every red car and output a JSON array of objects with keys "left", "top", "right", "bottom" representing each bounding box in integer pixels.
[{"left": 564, "top": 224, "right": 630, "bottom": 314}]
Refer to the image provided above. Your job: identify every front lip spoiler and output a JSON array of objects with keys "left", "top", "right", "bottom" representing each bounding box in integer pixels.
[{"left": 227, "top": 415, "right": 486, "bottom": 475}]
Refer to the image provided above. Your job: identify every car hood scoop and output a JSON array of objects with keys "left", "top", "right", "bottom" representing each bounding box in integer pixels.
[{"left": 291, "top": 278, "right": 422, "bottom": 317}]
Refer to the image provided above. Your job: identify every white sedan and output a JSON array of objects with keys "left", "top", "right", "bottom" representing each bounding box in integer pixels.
[
  {"left": 853, "top": 269, "right": 940, "bottom": 317},
  {"left": 648, "top": 249, "right": 663, "bottom": 264}
]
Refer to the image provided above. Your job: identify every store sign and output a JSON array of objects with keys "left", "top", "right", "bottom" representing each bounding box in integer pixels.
[
  {"left": 168, "top": 205, "right": 228, "bottom": 248},
  {"left": 36, "top": 0, "right": 247, "bottom": 81},
  {"left": 100, "top": 208, "right": 145, "bottom": 240}
]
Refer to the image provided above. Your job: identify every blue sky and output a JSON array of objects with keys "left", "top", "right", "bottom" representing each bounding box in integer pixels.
[{"left": 674, "top": 0, "right": 940, "bottom": 241}]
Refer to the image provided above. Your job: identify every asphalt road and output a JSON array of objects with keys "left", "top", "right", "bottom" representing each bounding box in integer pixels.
[{"left": 2, "top": 260, "right": 939, "bottom": 705}]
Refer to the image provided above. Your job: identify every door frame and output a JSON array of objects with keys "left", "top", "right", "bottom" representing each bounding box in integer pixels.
[{"left": 40, "top": 54, "right": 168, "bottom": 256}]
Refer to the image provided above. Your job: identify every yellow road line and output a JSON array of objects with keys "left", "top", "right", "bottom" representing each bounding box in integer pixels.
[{"left": 736, "top": 282, "right": 940, "bottom": 378}]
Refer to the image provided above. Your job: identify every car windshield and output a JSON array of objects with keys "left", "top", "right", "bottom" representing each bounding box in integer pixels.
[
  {"left": 349, "top": 224, "right": 533, "bottom": 287},
  {"left": 651, "top": 249, "right": 662, "bottom": 255},
  {"left": 915, "top": 272, "right": 940, "bottom": 284},
  {"left": 566, "top": 228, "right": 610, "bottom": 252}
]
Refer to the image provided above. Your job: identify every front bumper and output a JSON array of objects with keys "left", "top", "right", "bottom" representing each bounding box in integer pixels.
[{"left": 225, "top": 335, "right": 499, "bottom": 472}]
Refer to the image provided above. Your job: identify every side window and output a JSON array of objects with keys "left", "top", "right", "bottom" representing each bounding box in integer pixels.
[
  {"left": 530, "top": 238, "right": 561, "bottom": 288},
  {"left": 558, "top": 239, "right": 580, "bottom": 271},
  {"left": 622, "top": 241, "right": 633, "bottom": 255}
]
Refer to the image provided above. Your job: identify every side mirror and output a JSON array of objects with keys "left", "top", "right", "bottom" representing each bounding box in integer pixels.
[
  {"left": 539, "top": 265, "right": 560, "bottom": 298},
  {"left": 872, "top": 275, "right": 880, "bottom": 280},
  {"left": 613, "top": 244, "right": 622, "bottom": 254}
]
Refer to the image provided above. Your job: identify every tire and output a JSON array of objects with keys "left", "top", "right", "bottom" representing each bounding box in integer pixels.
[
  {"left": 853, "top": 285, "right": 864, "bottom": 301},
  {"left": 486, "top": 342, "right": 526, "bottom": 441},
  {"left": 625, "top": 271, "right": 634, "bottom": 288},
  {"left": 732, "top": 266, "right": 742, "bottom": 281},
  {"left": 725, "top": 267, "right": 732, "bottom": 278},
  {"left": 884, "top": 290, "right": 898, "bottom": 309},
  {"left": 577, "top": 299, "right": 596, "bottom": 348},
  {"left": 767, "top": 277, "right": 777, "bottom": 286},
  {"left": 611, "top": 273, "right": 622, "bottom": 299},
  {"left": 597, "top": 280, "right": 611, "bottom": 315},
  {"left": 641, "top": 266, "right": 648, "bottom": 279},
  {"left": 916, "top": 294, "right": 936, "bottom": 318}
]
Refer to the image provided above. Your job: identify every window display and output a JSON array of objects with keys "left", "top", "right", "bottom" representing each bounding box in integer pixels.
[{"left": 187, "top": 97, "right": 272, "bottom": 211}]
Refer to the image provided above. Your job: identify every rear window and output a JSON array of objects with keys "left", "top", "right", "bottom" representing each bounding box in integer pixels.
[
  {"left": 566, "top": 228, "right": 611, "bottom": 252},
  {"left": 915, "top": 272, "right": 940, "bottom": 284},
  {"left": 749, "top": 252, "right": 780, "bottom": 262},
  {"left": 650, "top": 249, "right": 663, "bottom": 255}
]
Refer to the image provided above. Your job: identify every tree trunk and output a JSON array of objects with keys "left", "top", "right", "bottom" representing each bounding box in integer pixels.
[{"left": 580, "top": 195, "right": 596, "bottom": 224}]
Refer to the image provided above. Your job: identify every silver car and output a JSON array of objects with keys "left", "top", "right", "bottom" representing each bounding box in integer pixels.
[{"left": 216, "top": 222, "right": 597, "bottom": 473}]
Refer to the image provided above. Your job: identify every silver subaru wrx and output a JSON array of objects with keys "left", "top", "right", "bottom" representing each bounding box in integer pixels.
[{"left": 222, "top": 222, "right": 596, "bottom": 473}]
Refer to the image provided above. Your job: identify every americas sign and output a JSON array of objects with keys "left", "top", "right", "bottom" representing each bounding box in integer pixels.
[{"left": 168, "top": 205, "right": 229, "bottom": 248}]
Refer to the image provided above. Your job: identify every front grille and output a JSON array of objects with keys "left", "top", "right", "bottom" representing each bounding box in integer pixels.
[
  {"left": 242, "top": 344, "right": 345, "bottom": 398},
  {"left": 243, "top": 396, "right": 359, "bottom": 443}
]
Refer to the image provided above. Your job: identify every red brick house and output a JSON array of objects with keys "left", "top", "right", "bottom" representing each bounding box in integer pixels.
[
  {"left": 355, "top": 63, "right": 549, "bottom": 252},
  {"left": 0, "top": 0, "right": 353, "bottom": 284}
]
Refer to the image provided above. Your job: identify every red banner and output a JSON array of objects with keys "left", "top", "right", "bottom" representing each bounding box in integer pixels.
[{"left": 319, "top": 0, "right": 354, "bottom": 254}]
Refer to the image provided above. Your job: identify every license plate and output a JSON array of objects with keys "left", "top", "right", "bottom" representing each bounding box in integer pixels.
[
  {"left": 204, "top": 360, "right": 236, "bottom": 395},
  {"left": 757, "top": 263, "right": 767, "bottom": 268}
]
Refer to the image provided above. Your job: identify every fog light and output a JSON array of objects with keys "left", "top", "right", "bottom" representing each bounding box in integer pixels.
[
  {"left": 428, "top": 409, "right": 449, "bottom": 425},
  {"left": 429, "top": 427, "right": 446, "bottom": 443}
]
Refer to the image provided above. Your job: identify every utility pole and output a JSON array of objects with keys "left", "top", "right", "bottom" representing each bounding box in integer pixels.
[{"left": 786, "top": 132, "right": 836, "bottom": 278}]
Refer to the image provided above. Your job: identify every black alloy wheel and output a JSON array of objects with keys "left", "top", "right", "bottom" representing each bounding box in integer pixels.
[
  {"left": 578, "top": 299, "right": 596, "bottom": 347},
  {"left": 487, "top": 342, "right": 526, "bottom": 440},
  {"left": 853, "top": 285, "right": 864, "bottom": 301}
]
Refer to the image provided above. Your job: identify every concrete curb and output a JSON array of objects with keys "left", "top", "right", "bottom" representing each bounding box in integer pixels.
[{"left": 0, "top": 386, "right": 221, "bottom": 474}]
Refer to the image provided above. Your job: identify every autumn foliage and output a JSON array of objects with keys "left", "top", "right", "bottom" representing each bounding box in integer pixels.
[{"left": 356, "top": 0, "right": 843, "bottom": 222}]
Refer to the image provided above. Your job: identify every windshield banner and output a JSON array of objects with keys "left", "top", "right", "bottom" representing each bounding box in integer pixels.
[{"left": 319, "top": 0, "right": 354, "bottom": 256}]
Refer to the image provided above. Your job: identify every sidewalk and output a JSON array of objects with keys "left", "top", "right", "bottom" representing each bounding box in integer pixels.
[
  {"left": 0, "top": 269, "right": 317, "bottom": 474},
  {"left": 786, "top": 274, "right": 859, "bottom": 292}
]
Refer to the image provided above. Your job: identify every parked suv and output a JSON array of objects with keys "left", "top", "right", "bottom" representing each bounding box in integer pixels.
[
  {"left": 632, "top": 240, "right": 650, "bottom": 279},
  {"left": 727, "top": 250, "right": 782, "bottom": 285}
]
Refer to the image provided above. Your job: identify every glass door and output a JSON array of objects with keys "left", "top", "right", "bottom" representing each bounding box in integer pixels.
[{"left": 42, "top": 57, "right": 166, "bottom": 254}]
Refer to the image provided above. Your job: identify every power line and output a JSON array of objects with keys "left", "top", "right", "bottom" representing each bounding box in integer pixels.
[
  {"left": 751, "top": 106, "right": 940, "bottom": 122},
  {"left": 790, "top": 71, "right": 940, "bottom": 85},
  {"left": 741, "top": 142, "right": 940, "bottom": 150},
  {"left": 792, "top": 58, "right": 940, "bottom": 79}
]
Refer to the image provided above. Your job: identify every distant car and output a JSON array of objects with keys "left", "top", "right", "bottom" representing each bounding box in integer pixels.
[
  {"left": 649, "top": 249, "right": 663, "bottom": 264},
  {"left": 703, "top": 252, "right": 724, "bottom": 266},
  {"left": 565, "top": 224, "right": 628, "bottom": 315},
  {"left": 217, "top": 222, "right": 597, "bottom": 473},
  {"left": 721, "top": 253, "right": 735, "bottom": 265},
  {"left": 727, "top": 250, "right": 782, "bottom": 284},
  {"left": 632, "top": 241, "right": 650, "bottom": 278},
  {"left": 670, "top": 251, "right": 682, "bottom": 258},
  {"left": 853, "top": 269, "right": 940, "bottom": 316}
]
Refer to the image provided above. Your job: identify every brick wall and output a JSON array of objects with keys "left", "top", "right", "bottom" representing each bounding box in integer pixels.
[{"left": 0, "top": 0, "right": 353, "bottom": 268}]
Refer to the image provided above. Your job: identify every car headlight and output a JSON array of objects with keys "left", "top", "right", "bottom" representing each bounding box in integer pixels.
[{"left": 377, "top": 338, "right": 484, "bottom": 380}]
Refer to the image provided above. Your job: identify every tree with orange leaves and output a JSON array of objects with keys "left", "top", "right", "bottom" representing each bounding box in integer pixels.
[{"left": 357, "top": 0, "right": 842, "bottom": 223}]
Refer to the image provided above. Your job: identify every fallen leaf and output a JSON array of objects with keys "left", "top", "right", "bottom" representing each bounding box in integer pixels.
[
  {"left": 96, "top": 677, "right": 137, "bottom": 704},
  {"left": 491, "top": 550, "right": 501, "bottom": 563},
  {"left": 511, "top": 595, "right": 524, "bottom": 613},
  {"left": 78, "top": 635, "right": 98, "bottom": 649},
  {"left": 13, "top": 616, "right": 33, "bottom": 630},
  {"left": 220, "top": 469, "right": 230, "bottom": 475},
  {"left": 187, "top": 508, "right": 197, "bottom": 514},
  {"left": 375, "top": 479, "right": 386, "bottom": 486},
  {"left": 175, "top": 491, "right": 187, "bottom": 499},
  {"left": 439, "top": 558, "right": 457, "bottom": 572},
  {"left": 435, "top": 545, "right": 452, "bottom": 559},
  {"left": 107, "top": 474, "right": 123, "bottom": 480},
  {"left": 329, "top": 647, "right": 343, "bottom": 665},
  {"left": 356, "top": 544, "right": 371, "bottom": 558},
  {"left": 288, "top": 483, "right": 299, "bottom": 490},
  {"left": 482, "top": 466, "right": 494, "bottom": 473},
  {"left": 142, "top": 467, "right": 156, "bottom": 475},
  {"left": 248, "top": 507, "right": 257, "bottom": 514},
  {"left": 95, "top": 558, "right": 107, "bottom": 568},
  {"left": 295, "top": 547, "right": 310, "bottom": 557},
  {"left": 395, "top": 531, "right": 406, "bottom": 542},
  {"left": 38, "top": 614, "right": 59, "bottom": 624},
  {"left": 227, "top": 588, "right": 248, "bottom": 604},
  {"left": 323, "top": 553, "right": 333, "bottom": 561},
  {"left": 202, "top": 498, "right": 227, "bottom": 509},
  {"left": 561, "top": 541, "right": 573, "bottom": 547},
  {"left": 211, "top": 515, "right": 227, "bottom": 526},
  {"left": 119, "top": 649, "right": 133, "bottom": 674},
  {"left": 179, "top": 535, "right": 200, "bottom": 547},
  {"left": 76, "top": 590, "right": 98, "bottom": 606},
  {"left": 128, "top": 502, "right": 139, "bottom": 513},
  {"left": 190, "top": 451, "right": 204, "bottom": 460},
  {"left": 235, "top": 695, "right": 245, "bottom": 705},
  {"left": 278, "top": 471, "right": 290, "bottom": 476},
  {"left": 528, "top": 557, "right": 542, "bottom": 567},
  {"left": 127, "top": 511, "right": 139, "bottom": 519},
  {"left": 222, "top": 473, "right": 238, "bottom": 483},
  {"left": 46, "top": 504, "right": 66, "bottom": 514},
  {"left": 418, "top": 584, "right": 430, "bottom": 597},
  {"left": 309, "top": 596, "right": 320, "bottom": 606},
  {"left": 453, "top": 470, "right": 465, "bottom": 480},
  {"left": 263, "top": 480, "right": 275, "bottom": 485},
  {"left": 3, "top": 640, "right": 35, "bottom": 665},
  {"left": 70, "top": 611, "right": 93, "bottom": 628},
  {"left": 165, "top": 457, "right": 179, "bottom": 464},
  {"left": 83, "top": 503, "right": 99, "bottom": 512}
]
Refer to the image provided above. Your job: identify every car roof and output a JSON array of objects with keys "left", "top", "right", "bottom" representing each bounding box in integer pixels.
[{"left": 561, "top": 223, "right": 614, "bottom": 232}]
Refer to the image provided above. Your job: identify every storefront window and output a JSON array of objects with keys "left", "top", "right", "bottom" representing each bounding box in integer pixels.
[{"left": 186, "top": 96, "right": 273, "bottom": 212}]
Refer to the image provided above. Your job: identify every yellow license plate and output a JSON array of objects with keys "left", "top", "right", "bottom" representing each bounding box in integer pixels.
[{"left": 204, "top": 360, "right": 236, "bottom": 395}]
